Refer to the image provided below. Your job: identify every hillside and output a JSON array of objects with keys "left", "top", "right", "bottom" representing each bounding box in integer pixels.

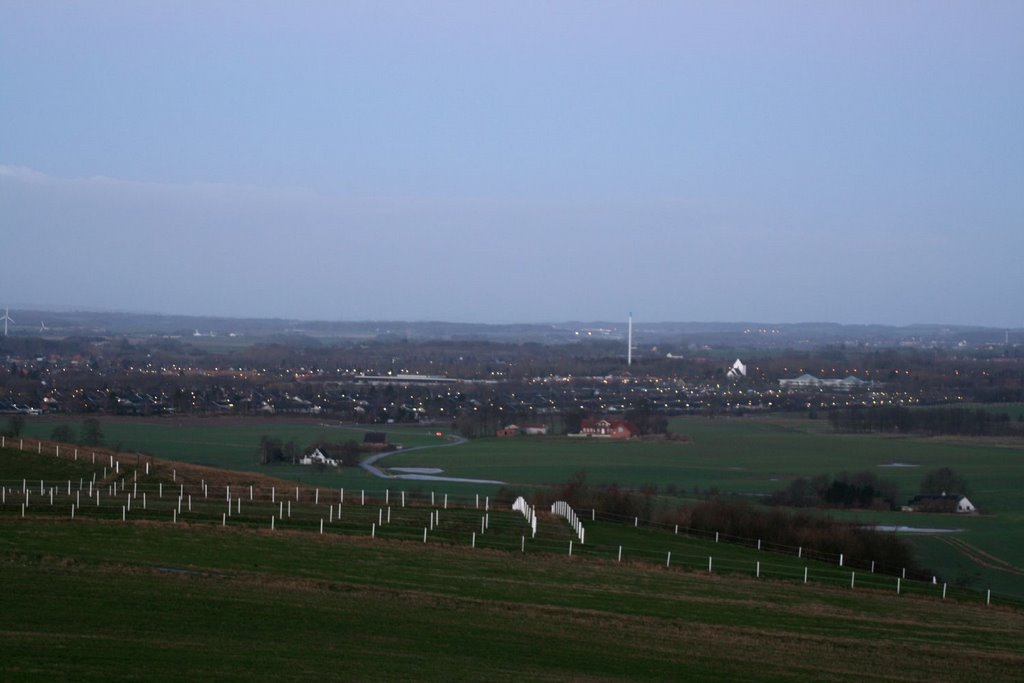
[{"left": 1, "top": 445, "right": 1022, "bottom": 680}]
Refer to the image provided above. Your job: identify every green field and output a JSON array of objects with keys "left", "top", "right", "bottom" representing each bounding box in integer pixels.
[
  {"left": 2, "top": 519, "right": 1022, "bottom": 679},
  {"left": 2, "top": 446, "right": 1024, "bottom": 679},
  {"left": 19, "top": 419, "right": 447, "bottom": 489},
  {"left": 16, "top": 413, "right": 1024, "bottom": 601}
]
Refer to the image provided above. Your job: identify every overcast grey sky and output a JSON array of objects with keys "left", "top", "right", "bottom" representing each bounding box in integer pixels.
[{"left": 2, "top": 2, "right": 1021, "bottom": 325}]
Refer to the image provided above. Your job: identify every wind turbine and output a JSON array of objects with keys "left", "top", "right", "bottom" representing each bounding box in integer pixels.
[
  {"left": 627, "top": 312, "right": 633, "bottom": 367},
  {"left": 0, "top": 308, "right": 12, "bottom": 337},
  {"left": 39, "top": 320, "right": 49, "bottom": 334}
]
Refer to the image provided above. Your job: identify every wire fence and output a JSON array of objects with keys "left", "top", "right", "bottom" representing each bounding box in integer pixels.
[{"left": 2, "top": 436, "right": 1021, "bottom": 609}]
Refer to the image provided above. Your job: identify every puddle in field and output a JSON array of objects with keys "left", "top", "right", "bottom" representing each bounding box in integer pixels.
[
  {"left": 869, "top": 526, "right": 960, "bottom": 533},
  {"left": 878, "top": 462, "right": 919, "bottom": 468}
]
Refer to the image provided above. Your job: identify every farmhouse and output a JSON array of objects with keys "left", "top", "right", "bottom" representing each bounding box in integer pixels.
[
  {"left": 362, "top": 432, "right": 389, "bottom": 449},
  {"left": 903, "top": 494, "right": 977, "bottom": 513},
  {"left": 574, "top": 418, "right": 637, "bottom": 439},
  {"left": 496, "top": 423, "right": 549, "bottom": 437},
  {"left": 298, "top": 447, "right": 338, "bottom": 467}
]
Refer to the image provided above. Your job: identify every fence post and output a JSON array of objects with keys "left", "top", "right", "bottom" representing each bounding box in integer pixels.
[
  {"left": 942, "top": 583, "right": 947, "bottom": 599},
  {"left": 471, "top": 532, "right": 475, "bottom": 548},
  {"left": 850, "top": 572, "right": 855, "bottom": 589},
  {"left": 987, "top": 589, "right": 991, "bottom": 606},
  {"left": 839, "top": 553, "right": 844, "bottom": 567},
  {"left": 666, "top": 551, "right": 671, "bottom": 568},
  {"left": 708, "top": 556, "right": 712, "bottom": 573},
  {"left": 897, "top": 578, "right": 901, "bottom": 595},
  {"left": 618, "top": 546, "right": 622, "bottom": 562},
  {"left": 569, "top": 540, "right": 573, "bottom": 556},
  {"left": 756, "top": 561, "right": 760, "bottom": 578}
]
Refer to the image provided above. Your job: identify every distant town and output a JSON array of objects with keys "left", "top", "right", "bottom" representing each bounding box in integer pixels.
[{"left": 1, "top": 310, "right": 1020, "bottom": 440}]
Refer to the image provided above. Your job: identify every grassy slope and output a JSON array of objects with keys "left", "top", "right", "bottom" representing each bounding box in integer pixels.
[
  {"left": 2, "top": 520, "right": 1022, "bottom": 681},
  {"left": 16, "top": 415, "right": 1024, "bottom": 598},
  {"left": 386, "top": 417, "right": 1024, "bottom": 597}
]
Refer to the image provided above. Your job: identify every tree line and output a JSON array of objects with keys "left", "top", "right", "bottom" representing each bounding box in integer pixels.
[
  {"left": 768, "top": 468, "right": 969, "bottom": 510},
  {"left": 520, "top": 471, "right": 917, "bottom": 572},
  {"left": 827, "top": 405, "right": 1022, "bottom": 436},
  {"left": 257, "top": 435, "right": 363, "bottom": 467}
]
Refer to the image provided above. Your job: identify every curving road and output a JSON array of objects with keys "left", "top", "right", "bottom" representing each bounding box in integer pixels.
[{"left": 319, "top": 425, "right": 506, "bottom": 485}]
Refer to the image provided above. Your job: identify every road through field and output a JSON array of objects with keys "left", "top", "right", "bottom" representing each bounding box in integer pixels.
[{"left": 358, "top": 433, "right": 506, "bottom": 485}]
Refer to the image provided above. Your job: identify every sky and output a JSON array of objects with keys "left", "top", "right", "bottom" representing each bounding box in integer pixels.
[{"left": 1, "top": 2, "right": 1022, "bottom": 326}]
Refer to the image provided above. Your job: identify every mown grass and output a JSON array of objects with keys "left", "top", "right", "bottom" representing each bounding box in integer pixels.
[{"left": 1, "top": 518, "right": 1022, "bottom": 681}]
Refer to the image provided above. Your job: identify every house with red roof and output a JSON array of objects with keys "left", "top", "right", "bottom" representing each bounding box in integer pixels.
[{"left": 576, "top": 418, "right": 637, "bottom": 439}]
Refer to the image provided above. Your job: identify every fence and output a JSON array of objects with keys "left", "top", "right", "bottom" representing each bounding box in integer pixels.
[{"left": 2, "top": 437, "right": 1020, "bottom": 608}]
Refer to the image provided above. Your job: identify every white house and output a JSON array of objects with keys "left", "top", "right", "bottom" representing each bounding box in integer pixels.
[
  {"left": 954, "top": 496, "right": 976, "bottom": 513},
  {"left": 904, "top": 494, "right": 977, "bottom": 514},
  {"left": 299, "top": 447, "right": 338, "bottom": 467},
  {"left": 726, "top": 359, "right": 747, "bottom": 380}
]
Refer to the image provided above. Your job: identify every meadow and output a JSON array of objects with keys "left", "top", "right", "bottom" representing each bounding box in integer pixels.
[
  {"left": 16, "top": 413, "right": 1024, "bottom": 600},
  {"left": 2, "top": 439, "right": 1023, "bottom": 681}
]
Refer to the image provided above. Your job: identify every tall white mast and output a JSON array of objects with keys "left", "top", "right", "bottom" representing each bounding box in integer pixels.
[
  {"left": 627, "top": 313, "right": 632, "bottom": 367},
  {"left": 0, "top": 308, "right": 12, "bottom": 337}
]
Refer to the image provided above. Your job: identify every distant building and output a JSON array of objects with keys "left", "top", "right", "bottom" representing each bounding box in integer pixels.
[
  {"left": 496, "top": 423, "right": 549, "bottom": 437},
  {"left": 574, "top": 418, "right": 637, "bottom": 439},
  {"left": 726, "top": 358, "right": 747, "bottom": 380},
  {"left": 779, "top": 374, "right": 871, "bottom": 391},
  {"left": 903, "top": 494, "right": 976, "bottom": 514},
  {"left": 299, "top": 447, "right": 338, "bottom": 467},
  {"left": 363, "top": 432, "right": 388, "bottom": 448}
]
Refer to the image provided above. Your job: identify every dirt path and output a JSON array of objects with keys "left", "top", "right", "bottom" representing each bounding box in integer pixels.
[{"left": 939, "top": 537, "right": 1024, "bottom": 576}]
